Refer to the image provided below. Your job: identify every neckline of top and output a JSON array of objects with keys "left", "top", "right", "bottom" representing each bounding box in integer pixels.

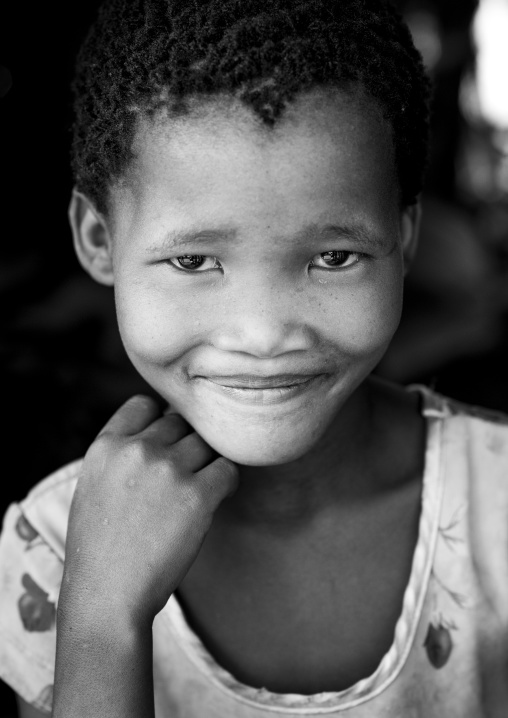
[{"left": 161, "top": 384, "right": 448, "bottom": 713}]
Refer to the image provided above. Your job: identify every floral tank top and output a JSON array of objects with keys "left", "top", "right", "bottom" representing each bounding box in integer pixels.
[{"left": 0, "top": 385, "right": 507, "bottom": 717}]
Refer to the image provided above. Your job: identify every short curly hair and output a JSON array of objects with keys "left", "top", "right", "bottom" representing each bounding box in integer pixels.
[{"left": 71, "top": 0, "right": 431, "bottom": 216}]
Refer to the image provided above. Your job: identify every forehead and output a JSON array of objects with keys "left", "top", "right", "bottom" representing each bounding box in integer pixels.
[{"left": 113, "top": 89, "right": 398, "bottom": 230}]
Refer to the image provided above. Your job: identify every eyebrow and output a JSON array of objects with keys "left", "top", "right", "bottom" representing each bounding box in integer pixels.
[
  {"left": 146, "top": 228, "right": 238, "bottom": 254},
  {"left": 146, "top": 223, "right": 386, "bottom": 254}
]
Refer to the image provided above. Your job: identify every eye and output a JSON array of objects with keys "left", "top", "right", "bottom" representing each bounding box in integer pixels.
[
  {"left": 167, "top": 255, "right": 222, "bottom": 272},
  {"left": 309, "top": 250, "right": 363, "bottom": 270}
]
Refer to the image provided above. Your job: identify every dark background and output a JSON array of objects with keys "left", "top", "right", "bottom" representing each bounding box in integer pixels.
[{"left": 1, "top": 0, "right": 508, "bottom": 714}]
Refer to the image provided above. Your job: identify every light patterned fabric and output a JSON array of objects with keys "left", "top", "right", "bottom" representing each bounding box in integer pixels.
[{"left": 0, "top": 386, "right": 507, "bottom": 716}]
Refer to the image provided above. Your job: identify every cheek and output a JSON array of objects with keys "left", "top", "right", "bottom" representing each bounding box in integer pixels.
[
  {"left": 114, "top": 278, "right": 198, "bottom": 366},
  {"left": 321, "top": 262, "right": 403, "bottom": 359}
]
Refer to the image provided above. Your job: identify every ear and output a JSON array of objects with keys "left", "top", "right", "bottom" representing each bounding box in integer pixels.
[
  {"left": 400, "top": 200, "right": 422, "bottom": 276},
  {"left": 68, "top": 189, "right": 114, "bottom": 286}
]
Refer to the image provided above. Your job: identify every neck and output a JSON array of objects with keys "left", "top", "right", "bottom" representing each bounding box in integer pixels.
[{"left": 215, "top": 379, "right": 379, "bottom": 531}]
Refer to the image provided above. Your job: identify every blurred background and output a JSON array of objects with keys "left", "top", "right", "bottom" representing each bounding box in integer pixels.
[{"left": 1, "top": 0, "right": 508, "bottom": 714}]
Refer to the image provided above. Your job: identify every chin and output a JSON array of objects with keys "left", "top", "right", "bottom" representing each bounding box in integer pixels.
[
  {"left": 197, "top": 425, "right": 318, "bottom": 467},
  {"left": 214, "top": 444, "right": 309, "bottom": 467}
]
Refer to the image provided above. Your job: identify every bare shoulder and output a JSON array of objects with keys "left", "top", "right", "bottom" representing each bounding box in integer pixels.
[{"left": 16, "top": 694, "right": 50, "bottom": 718}]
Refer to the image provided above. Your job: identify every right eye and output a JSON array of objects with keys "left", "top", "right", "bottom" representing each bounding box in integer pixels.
[{"left": 166, "top": 255, "right": 222, "bottom": 272}]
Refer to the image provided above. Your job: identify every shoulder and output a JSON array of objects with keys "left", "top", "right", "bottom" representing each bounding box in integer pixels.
[
  {"left": 414, "top": 386, "right": 508, "bottom": 622},
  {"left": 413, "top": 384, "right": 508, "bottom": 493},
  {"left": 409, "top": 383, "right": 508, "bottom": 442},
  {"left": 443, "top": 396, "right": 508, "bottom": 427},
  {"left": 0, "top": 459, "right": 83, "bottom": 714},
  {"left": 17, "top": 458, "right": 83, "bottom": 560},
  {"left": 0, "top": 457, "right": 83, "bottom": 589},
  {"left": 408, "top": 382, "right": 508, "bottom": 422},
  {"left": 444, "top": 395, "right": 508, "bottom": 471}
]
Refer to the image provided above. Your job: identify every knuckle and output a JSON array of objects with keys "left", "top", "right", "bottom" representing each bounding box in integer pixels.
[
  {"left": 155, "top": 451, "right": 179, "bottom": 479},
  {"left": 181, "top": 482, "right": 207, "bottom": 514},
  {"left": 121, "top": 437, "right": 149, "bottom": 464}
]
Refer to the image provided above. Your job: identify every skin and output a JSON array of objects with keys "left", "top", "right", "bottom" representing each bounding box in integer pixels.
[
  {"left": 72, "top": 88, "right": 421, "bottom": 522},
  {"left": 46, "top": 87, "right": 426, "bottom": 716}
]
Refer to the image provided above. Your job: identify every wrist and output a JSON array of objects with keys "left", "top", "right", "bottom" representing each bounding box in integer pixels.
[
  {"left": 56, "top": 600, "right": 152, "bottom": 645},
  {"left": 57, "top": 570, "right": 157, "bottom": 633},
  {"left": 53, "top": 606, "right": 154, "bottom": 718}
]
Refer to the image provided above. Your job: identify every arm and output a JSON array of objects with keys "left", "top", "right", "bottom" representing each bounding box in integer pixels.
[
  {"left": 50, "top": 396, "right": 238, "bottom": 718},
  {"left": 52, "top": 605, "right": 154, "bottom": 718}
]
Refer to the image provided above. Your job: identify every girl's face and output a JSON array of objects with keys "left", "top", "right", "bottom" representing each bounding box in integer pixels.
[{"left": 107, "top": 90, "right": 417, "bottom": 465}]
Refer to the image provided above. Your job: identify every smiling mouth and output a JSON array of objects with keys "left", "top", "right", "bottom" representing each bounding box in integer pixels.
[
  {"left": 195, "top": 374, "right": 327, "bottom": 406},
  {"left": 202, "top": 374, "right": 323, "bottom": 389}
]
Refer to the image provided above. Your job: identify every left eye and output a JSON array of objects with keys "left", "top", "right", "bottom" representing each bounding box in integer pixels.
[
  {"left": 168, "top": 255, "right": 222, "bottom": 271},
  {"left": 310, "top": 251, "right": 362, "bottom": 269}
]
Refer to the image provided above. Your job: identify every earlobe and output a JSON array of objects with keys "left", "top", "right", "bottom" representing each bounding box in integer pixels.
[
  {"left": 400, "top": 201, "right": 422, "bottom": 275},
  {"left": 68, "top": 189, "right": 115, "bottom": 286}
]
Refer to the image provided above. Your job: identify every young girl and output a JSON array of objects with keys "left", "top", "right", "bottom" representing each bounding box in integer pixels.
[{"left": 1, "top": 0, "right": 508, "bottom": 716}]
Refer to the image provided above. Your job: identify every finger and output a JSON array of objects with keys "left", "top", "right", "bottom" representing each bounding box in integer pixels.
[
  {"left": 141, "top": 412, "right": 193, "bottom": 445},
  {"left": 197, "top": 456, "right": 240, "bottom": 508},
  {"left": 170, "top": 431, "right": 218, "bottom": 473},
  {"left": 97, "top": 395, "right": 161, "bottom": 437},
  {"left": 162, "top": 403, "right": 180, "bottom": 416}
]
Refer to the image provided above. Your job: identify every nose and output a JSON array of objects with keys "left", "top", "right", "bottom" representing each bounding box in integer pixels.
[{"left": 211, "top": 276, "right": 314, "bottom": 358}]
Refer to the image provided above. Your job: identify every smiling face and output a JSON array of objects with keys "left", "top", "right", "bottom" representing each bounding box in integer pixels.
[{"left": 74, "top": 89, "right": 418, "bottom": 465}]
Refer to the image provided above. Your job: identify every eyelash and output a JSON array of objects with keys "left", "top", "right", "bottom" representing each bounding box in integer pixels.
[{"left": 165, "top": 251, "right": 367, "bottom": 273}]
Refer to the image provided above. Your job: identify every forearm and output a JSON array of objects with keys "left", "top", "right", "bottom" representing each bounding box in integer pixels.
[{"left": 52, "top": 601, "right": 155, "bottom": 718}]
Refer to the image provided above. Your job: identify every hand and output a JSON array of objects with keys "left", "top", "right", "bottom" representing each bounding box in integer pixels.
[{"left": 59, "top": 395, "right": 239, "bottom": 628}]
